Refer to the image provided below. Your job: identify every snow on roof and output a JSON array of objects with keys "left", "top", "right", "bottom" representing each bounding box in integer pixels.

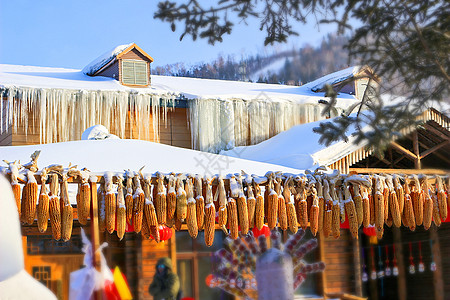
[
  {"left": 302, "top": 66, "right": 360, "bottom": 92},
  {"left": 0, "top": 64, "right": 358, "bottom": 106},
  {"left": 220, "top": 103, "right": 450, "bottom": 170},
  {"left": 82, "top": 43, "right": 133, "bottom": 76},
  {"left": 0, "top": 139, "right": 301, "bottom": 176}
]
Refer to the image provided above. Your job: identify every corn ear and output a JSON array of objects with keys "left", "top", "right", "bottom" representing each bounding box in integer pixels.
[
  {"left": 404, "top": 182, "right": 416, "bottom": 231},
  {"left": 166, "top": 176, "right": 177, "bottom": 224},
  {"left": 60, "top": 176, "right": 73, "bottom": 242},
  {"left": 204, "top": 203, "right": 216, "bottom": 246},
  {"left": 155, "top": 173, "right": 167, "bottom": 225},
  {"left": 228, "top": 198, "right": 239, "bottom": 239},
  {"left": 116, "top": 185, "right": 126, "bottom": 240},
  {"left": 195, "top": 176, "right": 204, "bottom": 230},
  {"left": 237, "top": 195, "right": 249, "bottom": 234},
  {"left": 187, "top": 201, "right": 198, "bottom": 238},
  {"left": 12, "top": 183, "right": 21, "bottom": 217},
  {"left": 37, "top": 181, "right": 49, "bottom": 233},
  {"left": 436, "top": 176, "right": 447, "bottom": 221},
  {"left": 255, "top": 193, "right": 265, "bottom": 230},
  {"left": 247, "top": 185, "right": 256, "bottom": 229}
]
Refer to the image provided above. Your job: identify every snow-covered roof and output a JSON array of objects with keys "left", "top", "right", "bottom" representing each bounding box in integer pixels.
[
  {"left": 0, "top": 64, "right": 358, "bottom": 105},
  {"left": 0, "top": 139, "right": 301, "bottom": 176},
  {"left": 220, "top": 105, "right": 450, "bottom": 170},
  {"left": 302, "top": 66, "right": 361, "bottom": 92},
  {"left": 82, "top": 43, "right": 133, "bottom": 76}
]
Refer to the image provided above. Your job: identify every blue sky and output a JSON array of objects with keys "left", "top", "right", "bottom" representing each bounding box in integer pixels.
[{"left": 0, "top": 0, "right": 340, "bottom": 69}]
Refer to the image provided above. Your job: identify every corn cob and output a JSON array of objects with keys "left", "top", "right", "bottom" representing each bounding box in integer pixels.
[
  {"left": 266, "top": 175, "right": 278, "bottom": 229},
  {"left": 116, "top": 176, "right": 126, "bottom": 240},
  {"left": 37, "top": 169, "right": 49, "bottom": 233},
  {"left": 132, "top": 174, "right": 145, "bottom": 233},
  {"left": 309, "top": 187, "right": 319, "bottom": 236},
  {"left": 393, "top": 175, "right": 405, "bottom": 214},
  {"left": 247, "top": 183, "right": 256, "bottom": 229},
  {"left": 431, "top": 191, "right": 441, "bottom": 227},
  {"left": 283, "top": 177, "right": 298, "bottom": 234},
  {"left": 48, "top": 173, "right": 61, "bottom": 240},
  {"left": 352, "top": 184, "right": 364, "bottom": 226},
  {"left": 404, "top": 182, "right": 416, "bottom": 231},
  {"left": 155, "top": 172, "right": 167, "bottom": 225},
  {"left": 382, "top": 177, "right": 389, "bottom": 222},
  {"left": 217, "top": 176, "right": 228, "bottom": 230},
  {"left": 21, "top": 171, "right": 38, "bottom": 225},
  {"left": 386, "top": 176, "right": 401, "bottom": 227},
  {"left": 166, "top": 175, "right": 177, "bottom": 224},
  {"left": 316, "top": 178, "right": 324, "bottom": 234},
  {"left": 176, "top": 177, "right": 187, "bottom": 221},
  {"left": 204, "top": 178, "right": 216, "bottom": 246},
  {"left": 361, "top": 187, "right": 370, "bottom": 228},
  {"left": 338, "top": 187, "right": 346, "bottom": 224},
  {"left": 185, "top": 178, "right": 198, "bottom": 238},
  {"left": 253, "top": 181, "right": 264, "bottom": 230},
  {"left": 344, "top": 185, "right": 359, "bottom": 239},
  {"left": 143, "top": 175, "right": 158, "bottom": 228},
  {"left": 5, "top": 160, "right": 22, "bottom": 217},
  {"left": 436, "top": 176, "right": 447, "bottom": 221},
  {"left": 228, "top": 198, "right": 239, "bottom": 239},
  {"left": 150, "top": 225, "right": 160, "bottom": 243},
  {"left": 76, "top": 170, "right": 91, "bottom": 225},
  {"left": 194, "top": 176, "right": 205, "bottom": 230},
  {"left": 374, "top": 177, "right": 384, "bottom": 234},
  {"left": 174, "top": 216, "right": 182, "bottom": 231},
  {"left": 422, "top": 179, "right": 433, "bottom": 230},
  {"left": 104, "top": 172, "right": 116, "bottom": 234},
  {"left": 274, "top": 177, "right": 287, "bottom": 231},
  {"left": 322, "top": 179, "right": 333, "bottom": 238},
  {"left": 330, "top": 179, "right": 340, "bottom": 239},
  {"left": 235, "top": 175, "right": 249, "bottom": 235},
  {"left": 369, "top": 181, "right": 375, "bottom": 225},
  {"left": 60, "top": 174, "right": 73, "bottom": 242},
  {"left": 141, "top": 216, "right": 151, "bottom": 239},
  {"left": 411, "top": 175, "right": 423, "bottom": 226},
  {"left": 125, "top": 171, "right": 134, "bottom": 225},
  {"left": 294, "top": 176, "right": 307, "bottom": 224}
]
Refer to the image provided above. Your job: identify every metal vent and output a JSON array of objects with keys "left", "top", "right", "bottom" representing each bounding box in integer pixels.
[{"left": 122, "top": 60, "right": 148, "bottom": 86}]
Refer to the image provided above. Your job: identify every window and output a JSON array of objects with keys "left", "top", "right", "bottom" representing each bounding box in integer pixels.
[
  {"left": 121, "top": 60, "right": 148, "bottom": 86},
  {"left": 27, "top": 235, "right": 83, "bottom": 255},
  {"left": 32, "top": 266, "right": 51, "bottom": 289}
]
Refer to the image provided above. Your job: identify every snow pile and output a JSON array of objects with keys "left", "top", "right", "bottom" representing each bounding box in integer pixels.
[
  {"left": 82, "top": 43, "right": 132, "bottom": 76},
  {"left": 81, "top": 125, "right": 119, "bottom": 140},
  {"left": 302, "top": 66, "right": 360, "bottom": 92},
  {"left": 0, "top": 175, "right": 56, "bottom": 299}
]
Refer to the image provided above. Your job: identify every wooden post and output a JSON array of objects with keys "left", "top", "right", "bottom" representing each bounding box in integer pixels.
[
  {"left": 413, "top": 131, "right": 421, "bottom": 169},
  {"left": 393, "top": 228, "right": 407, "bottom": 300},
  {"left": 319, "top": 235, "right": 328, "bottom": 297},
  {"left": 352, "top": 236, "right": 363, "bottom": 297},
  {"left": 89, "top": 181, "right": 102, "bottom": 300},
  {"left": 430, "top": 226, "right": 444, "bottom": 300}
]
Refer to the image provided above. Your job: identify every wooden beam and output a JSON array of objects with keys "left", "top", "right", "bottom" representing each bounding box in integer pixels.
[
  {"left": 393, "top": 155, "right": 406, "bottom": 166},
  {"left": 424, "top": 123, "right": 450, "bottom": 141},
  {"left": 349, "top": 168, "right": 450, "bottom": 175},
  {"left": 406, "top": 134, "right": 450, "bottom": 164},
  {"left": 413, "top": 131, "right": 421, "bottom": 169},
  {"left": 352, "top": 237, "right": 363, "bottom": 297},
  {"left": 419, "top": 140, "right": 450, "bottom": 159},
  {"left": 391, "top": 142, "right": 418, "bottom": 161}
]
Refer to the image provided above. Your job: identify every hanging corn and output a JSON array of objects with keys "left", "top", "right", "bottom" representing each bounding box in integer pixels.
[
  {"left": 309, "top": 185, "right": 319, "bottom": 236},
  {"left": 247, "top": 181, "right": 256, "bottom": 229},
  {"left": 253, "top": 180, "right": 264, "bottom": 230},
  {"left": 176, "top": 176, "right": 187, "bottom": 221},
  {"left": 422, "top": 177, "right": 433, "bottom": 230},
  {"left": 344, "top": 185, "right": 359, "bottom": 239},
  {"left": 236, "top": 175, "right": 249, "bottom": 235},
  {"left": 411, "top": 175, "right": 423, "bottom": 226},
  {"left": 436, "top": 176, "right": 447, "bottom": 221},
  {"left": 155, "top": 172, "right": 167, "bottom": 225},
  {"left": 142, "top": 174, "right": 158, "bottom": 228},
  {"left": 60, "top": 173, "right": 73, "bottom": 242},
  {"left": 393, "top": 175, "right": 405, "bottom": 214},
  {"left": 283, "top": 176, "right": 298, "bottom": 234},
  {"left": 116, "top": 176, "right": 126, "bottom": 240},
  {"left": 386, "top": 175, "right": 401, "bottom": 227},
  {"left": 132, "top": 174, "right": 145, "bottom": 233},
  {"left": 330, "top": 179, "right": 341, "bottom": 239},
  {"left": 77, "top": 169, "right": 91, "bottom": 225},
  {"left": 48, "top": 173, "right": 61, "bottom": 240},
  {"left": 37, "top": 168, "right": 49, "bottom": 233},
  {"left": 21, "top": 170, "right": 38, "bottom": 225},
  {"left": 266, "top": 174, "right": 278, "bottom": 230},
  {"left": 166, "top": 175, "right": 177, "bottom": 225},
  {"left": 204, "top": 177, "right": 216, "bottom": 246},
  {"left": 316, "top": 177, "right": 324, "bottom": 234},
  {"left": 404, "top": 181, "right": 416, "bottom": 231},
  {"left": 322, "top": 179, "right": 333, "bottom": 238},
  {"left": 217, "top": 176, "right": 228, "bottom": 231},
  {"left": 186, "top": 177, "right": 198, "bottom": 238},
  {"left": 194, "top": 175, "right": 205, "bottom": 230},
  {"left": 104, "top": 172, "right": 116, "bottom": 234},
  {"left": 275, "top": 177, "right": 288, "bottom": 231}
]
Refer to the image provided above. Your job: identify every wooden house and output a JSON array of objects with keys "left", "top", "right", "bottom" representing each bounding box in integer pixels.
[{"left": 0, "top": 45, "right": 390, "bottom": 300}]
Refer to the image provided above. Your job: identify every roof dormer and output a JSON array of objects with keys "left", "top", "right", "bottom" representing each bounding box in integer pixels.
[{"left": 82, "top": 43, "right": 154, "bottom": 87}]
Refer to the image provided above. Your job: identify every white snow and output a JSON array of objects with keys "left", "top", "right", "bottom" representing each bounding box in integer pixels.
[
  {"left": 302, "top": 66, "right": 360, "bottom": 92},
  {"left": 82, "top": 43, "right": 133, "bottom": 76},
  {"left": 81, "top": 125, "right": 119, "bottom": 140}
]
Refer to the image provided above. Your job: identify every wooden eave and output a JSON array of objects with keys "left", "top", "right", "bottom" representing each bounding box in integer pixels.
[{"left": 116, "top": 43, "right": 154, "bottom": 62}]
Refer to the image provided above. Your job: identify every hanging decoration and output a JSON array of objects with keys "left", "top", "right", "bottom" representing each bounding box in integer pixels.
[
  {"left": 384, "top": 245, "right": 391, "bottom": 277},
  {"left": 361, "top": 248, "right": 368, "bottom": 282},
  {"left": 370, "top": 247, "right": 377, "bottom": 281},
  {"left": 430, "top": 240, "right": 437, "bottom": 272},
  {"left": 252, "top": 224, "right": 270, "bottom": 238},
  {"left": 377, "top": 246, "right": 384, "bottom": 297},
  {"left": 392, "top": 245, "right": 399, "bottom": 276},
  {"left": 418, "top": 241, "right": 425, "bottom": 272},
  {"left": 409, "top": 242, "right": 415, "bottom": 274}
]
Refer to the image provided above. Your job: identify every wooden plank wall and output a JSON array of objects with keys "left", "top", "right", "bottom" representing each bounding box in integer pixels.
[
  {"left": 322, "top": 229, "right": 355, "bottom": 295},
  {"left": 140, "top": 238, "right": 173, "bottom": 300}
]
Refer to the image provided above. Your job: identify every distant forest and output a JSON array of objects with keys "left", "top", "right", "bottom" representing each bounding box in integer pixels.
[{"left": 153, "top": 34, "right": 355, "bottom": 85}]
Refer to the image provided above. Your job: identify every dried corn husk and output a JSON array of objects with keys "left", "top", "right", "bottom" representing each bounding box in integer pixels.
[
  {"left": 253, "top": 181, "right": 264, "bottom": 230},
  {"left": 60, "top": 174, "right": 73, "bottom": 242},
  {"left": 361, "top": 187, "right": 370, "bottom": 228},
  {"left": 150, "top": 225, "right": 160, "bottom": 243},
  {"left": 125, "top": 171, "right": 134, "bottom": 225},
  {"left": 369, "top": 180, "right": 375, "bottom": 225},
  {"left": 352, "top": 184, "right": 363, "bottom": 226},
  {"left": 247, "top": 183, "right": 256, "bottom": 229},
  {"left": 37, "top": 169, "right": 49, "bottom": 233},
  {"left": 386, "top": 176, "right": 401, "bottom": 227},
  {"left": 393, "top": 175, "right": 405, "bottom": 214},
  {"left": 309, "top": 186, "right": 319, "bottom": 236},
  {"left": 228, "top": 198, "right": 239, "bottom": 239},
  {"left": 267, "top": 175, "right": 278, "bottom": 229},
  {"left": 155, "top": 172, "right": 167, "bottom": 225},
  {"left": 104, "top": 172, "right": 116, "bottom": 234},
  {"left": 404, "top": 182, "right": 416, "bottom": 231},
  {"left": 143, "top": 175, "right": 158, "bottom": 228},
  {"left": 283, "top": 177, "right": 298, "bottom": 234},
  {"left": 316, "top": 178, "right": 324, "bottom": 233},
  {"left": 422, "top": 178, "right": 433, "bottom": 230},
  {"left": 235, "top": 175, "right": 249, "bottom": 235},
  {"left": 411, "top": 175, "right": 423, "bottom": 226},
  {"left": 344, "top": 185, "right": 359, "bottom": 239},
  {"left": 77, "top": 170, "right": 91, "bottom": 225},
  {"left": 141, "top": 215, "right": 151, "bottom": 239},
  {"left": 166, "top": 175, "right": 177, "bottom": 224},
  {"left": 382, "top": 177, "right": 389, "bottom": 222},
  {"left": 374, "top": 177, "right": 384, "bottom": 234},
  {"left": 5, "top": 160, "right": 22, "bottom": 216},
  {"left": 48, "top": 173, "right": 61, "bottom": 240},
  {"left": 176, "top": 177, "right": 187, "bottom": 221},
  {"left": 204, "top": 178, "right": 215, "bottom": 246},
  {"left": 98, "top": 183, "right": 106, "bottom": 233},
  {"left": 275, "top": 177, "right": 287, "bottom": 231},
  {"left": 436, "top": 176, "right": 447, "bottom": 221},
  {"left": 194, "top": 176, "right": 205, "bottom": 230},
  {"left": 217, "top": 176, "right": 228, "bottom": 229},
  {"left": 322, "top": 179, "right": 333, "bottom": 238},
  {"left": 132, "top": 175, "right": 145, "bottom": 233},
  {"left": 186, "top": 178, "right": 198, "bottom": 238},
  {"left": 330, "top": 179, "right": 340, "bottom": 239},
  {"left": 116, "top": 176, "right": 126, "bottom": 240}
]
